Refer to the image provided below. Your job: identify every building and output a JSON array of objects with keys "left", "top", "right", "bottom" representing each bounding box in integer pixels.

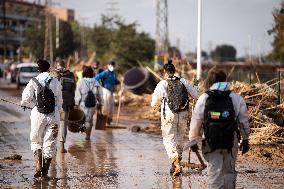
[
  {"left": 48, "top": 6, "right": 74, "bottom": 22},
  {"left": 0, "top": 0, "right": 74, "bottom": 59},
  {"left": 0, "top": 0, "right": 44, "bottom": 59}
]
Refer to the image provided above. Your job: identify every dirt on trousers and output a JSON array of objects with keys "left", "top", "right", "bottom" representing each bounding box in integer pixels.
[{"left": 0, "top": 83, "right": 284, "bottom": 189}]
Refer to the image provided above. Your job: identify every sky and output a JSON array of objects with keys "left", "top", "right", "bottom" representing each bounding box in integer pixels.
[{"left": 49, "top": 0, "right": 282, "bottom": 57}]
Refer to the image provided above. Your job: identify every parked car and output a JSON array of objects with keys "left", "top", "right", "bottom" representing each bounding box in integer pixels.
[
  {"left": 16, "top": 63, "right": 40, "bottom": 89},
  {"left": 0, "top": 64, "right": 5, "bottom": 78},
  {"left": 11, "top": 67, "right": 19, "bottom": 83}
]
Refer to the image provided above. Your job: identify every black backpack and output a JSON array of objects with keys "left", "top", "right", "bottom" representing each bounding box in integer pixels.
[
  {"left": 203, "top": 90, "right": 237, "bottom": 152},
  {"left": 59, "top": 71, "right": 75, "bottom": 108},
  {"left": 84, "top": 81, "right": 96, "bottom": 108},
  {"left": 32, "top": 78, "right": 55, "bottom": 114},
  {"left": 166, "top": 77, "right": 189, "bottom": 113}
]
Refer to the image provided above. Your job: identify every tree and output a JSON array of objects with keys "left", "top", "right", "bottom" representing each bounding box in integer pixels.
[
  {"left": 90, "top": 16, "right": 155, "bottom": 71},
  {"left": 24, "top": 18, "right": 78, "bottom": 60},
  {"left": 211, "top": 44, "right": 237, "bottom": 62},
  {"left": 24, "top": 22, "right": 45, "bottom": 59},
  {"left": 54, "top": 20, "right": 78, "bottom": 58},
  {"left": 269, "top": 2, "right": 284, "bottom": 62},
  {"left": 168, "top": 46, "right": 182, "bottom": 59}
]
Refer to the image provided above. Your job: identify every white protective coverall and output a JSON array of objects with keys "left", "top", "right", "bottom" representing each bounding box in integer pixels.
[
  {"left": 101, "top": 87, "right": 114, "bottom": 118},
  {"left": 189, "top": 82, "right": 250, "bottom": 189},
  {"left": 151, "top": 77, "right": 199, "bottom": 161},
  {"left": 21, "top": 72, "right": 63, "bottom": 159},
  {"left": 75, "top": 78, "right": 103, "bottom": 131}
]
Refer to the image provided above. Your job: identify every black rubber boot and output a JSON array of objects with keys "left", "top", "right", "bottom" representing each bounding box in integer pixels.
[
  {"left": 42, "top": 158, "right": 52, "bottom": 179},
  {"left": 34, "top": 149, "right": 42, "bottom": 178}
]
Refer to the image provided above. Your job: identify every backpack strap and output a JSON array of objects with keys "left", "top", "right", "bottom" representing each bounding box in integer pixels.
[
  {"left": 32, "top": 77, "right": 41, "bottom": 87},
  {"left": 46, "top": 78, "right": 52, "bottom": 87},
  {"left": 206, "top": 90, "right": 231, "bottom": 97}
]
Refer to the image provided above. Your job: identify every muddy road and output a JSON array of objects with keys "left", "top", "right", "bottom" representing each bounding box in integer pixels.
[{"left": 0, "top": 83, "right": 284, "bottom": 189}]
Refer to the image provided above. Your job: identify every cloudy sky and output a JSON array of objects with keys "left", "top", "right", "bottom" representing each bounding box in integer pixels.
[{"left": 53, "top": 0, "right": 281, "bottom": 57}]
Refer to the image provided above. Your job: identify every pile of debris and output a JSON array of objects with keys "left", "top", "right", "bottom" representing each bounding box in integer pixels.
[
  {"left": 117, "top": 90, "right": 160, "bottom": 121},
  {"left": 122, "top": 78, "right": 284, "bottom": 144},
  {"left": 231, "top": 80, "right": 284, "bottom": 144}
]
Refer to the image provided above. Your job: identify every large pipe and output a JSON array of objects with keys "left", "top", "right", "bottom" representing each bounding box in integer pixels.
[
  {"left": 123, "top": 67, "right": 158, "bottom": 95},
  {"left": 197, "top": 0, "right": 202, "bottom": 80}
]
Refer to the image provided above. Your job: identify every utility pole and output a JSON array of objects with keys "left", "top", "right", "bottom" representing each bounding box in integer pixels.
[
  {"left": 79, "top": 17, "right": 87, "bottom": 58},
  {"left": 155, "top": 0, "right": 169, "bottom": 70},
  {"left": 55, "top": 15, "right": 59, "bottom": 49},
  {"left": 44, "top": 0, "right": 53, "bottom": 66},
  {"left": 2, "top": 0, "right": 7, "bottom": 60},
  {"left": 196, "top": 0, "right": 202, "bottom": 80}
]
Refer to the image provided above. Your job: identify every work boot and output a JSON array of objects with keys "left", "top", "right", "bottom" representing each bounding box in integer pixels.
[
  {"left": 172, "top": 158, "right": 182, "bottom": 176},
  {"left": 34, "top": 149, "right": 42, "bottom": 178},
  {"left": 42, "top": 158, "right": 52, "bottom": 179},
  {"left": 85, "top": 128, "right": 91, "bottom": 140},
  {"left": 170, "top": 162, "right": 175, "bottom": 175},
  {"left": 170, "top": 157, "right": 182, "bottom": 175},
  {"left": 59, "top": 142, "right": 67, "bottom": 153},
  {"left": 107, "top": 117, "right": 112, "bottom": 125}
]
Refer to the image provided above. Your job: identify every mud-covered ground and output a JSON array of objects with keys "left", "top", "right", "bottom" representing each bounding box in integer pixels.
[{"left": 0, "top": 82, "right": 284, "bottom": 189}]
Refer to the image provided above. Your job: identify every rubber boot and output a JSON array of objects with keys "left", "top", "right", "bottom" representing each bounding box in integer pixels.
[
  {"left": 85, "top": 123, "right": 92, "bottom": 140},
  {"left": 85, "top": 128, "right": 91, "bottom": 140},
  {"left": 170, "top": 157, "right": 182, "bottom": 175},
  {"left": 172, "top": 158, "right": 181, "bottom": 176},
  {"left": 107, "top": 117, "right": 112, "bottom": 125},
  {"left": 170, "top": 162, "right": 175, "bottom": 175},
  {"left": 59, "top": 142, "right": 67, "bottom": 153},
  {"left": 42, "top": 158, "right": 52, "bottom": 179},
  {"left": 34, "top": 149, "right": 42, "bottom": 178}
]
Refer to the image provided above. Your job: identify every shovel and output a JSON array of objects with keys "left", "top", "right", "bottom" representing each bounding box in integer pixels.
[{"left": 95, "top": 110, "right": 108, "bottom": 130}]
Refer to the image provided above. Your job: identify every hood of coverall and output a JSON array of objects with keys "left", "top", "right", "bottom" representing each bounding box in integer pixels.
[
  {"left": 209, "top": 82, "right": 231, "bottom": 92},
  {"left": 37, "top": 72, "right": 53, "bottom": 86}
]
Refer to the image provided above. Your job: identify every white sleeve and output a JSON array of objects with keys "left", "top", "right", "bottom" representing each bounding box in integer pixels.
[
  {"left": 189, "top": 94, "right": 207, "bottom": 141},
  {"left": 181, "top": 78, "right": 200, "bottom": 100},
  {"left": 93, "top": 81, "right": 103, "bottom": 105},
  {"left": 236, "top": 96, "right": 250, "bottom": 140},
  {"left": 56, "top": 80, "right": 63, "bottom": 113},
  {"left": 97, "top": 86, "right": 104, "bottom": 105},
  {"left": 75, "top": 80, "right": 83, "bottom": 105},
  {"left": 21, "top": 79, "right": 35, "bottom": 106},
  {"left": 151, "top": 81, "right": 165, "bottom": 107}
]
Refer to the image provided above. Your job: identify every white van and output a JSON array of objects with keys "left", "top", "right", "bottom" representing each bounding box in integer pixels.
[{"left": 16, "top": 63, "right": 40, "bottom": 89}]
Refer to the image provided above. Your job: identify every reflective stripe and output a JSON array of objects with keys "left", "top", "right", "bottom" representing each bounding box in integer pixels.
[{"left": 217, "top": 82, "right": 221, "bottom": 90}]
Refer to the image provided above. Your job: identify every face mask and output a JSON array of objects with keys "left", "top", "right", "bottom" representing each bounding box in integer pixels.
[{"left": 108, "top": 66, "right": 114, "bottom": 72}]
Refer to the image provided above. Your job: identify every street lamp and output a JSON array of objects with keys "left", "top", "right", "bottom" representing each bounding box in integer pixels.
[{"left": 196, "top": 0, "right": 202, "bottom": 80}]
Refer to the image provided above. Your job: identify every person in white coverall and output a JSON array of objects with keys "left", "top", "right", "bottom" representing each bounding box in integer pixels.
[
  {"left": 151, "top": 60, "right": 199, "bottom": 176},
  {"left": 75, "top": 66, "right": 103, "bottom": 140},
  {"left": 189, "top": 68, "right": 250, "bottom": 189},
  {"left": 21, "top": 59, "right": 63, "bottom": 179}
]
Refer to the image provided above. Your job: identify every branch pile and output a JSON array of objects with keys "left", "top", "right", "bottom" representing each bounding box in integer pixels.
[
  {"left": 231, "top": 80, "right": 284, "bottom": 144},
  {"left": 121, "top": 78, "right": 284, "bottom": 144}
]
